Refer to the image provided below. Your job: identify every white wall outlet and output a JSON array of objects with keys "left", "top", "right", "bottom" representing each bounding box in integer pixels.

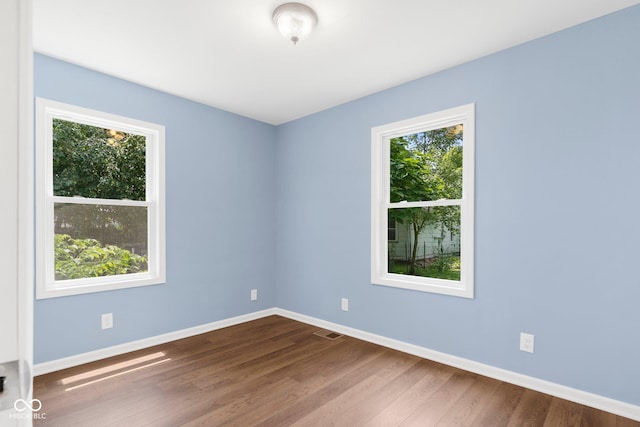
[
  {"left": 341, "top": 298, "right": 349, "bottom": 312},
  {"left": 101, "top": 313, "right": 113, "bottom": 330},
  {"left": 520, "top": 332, "right": 534, "bottom": 353},
  {"left": 251, "top": 289, "right": 257, "bottom": 301}
]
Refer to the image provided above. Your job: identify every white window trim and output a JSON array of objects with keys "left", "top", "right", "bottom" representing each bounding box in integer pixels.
[
  {"left": 35, "top": 98, "right": 166, "bottom": 299},
  {"left": 371, "top": 103, "right": 475, "bottom": 298}
]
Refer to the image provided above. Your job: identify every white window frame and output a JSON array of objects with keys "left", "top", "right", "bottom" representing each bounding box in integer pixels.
[
  {"left": 35, "top": 98, "right": 166, "bottom": 299},
  {"left": 371, "top": 103, "right": 475, "bottom": 298}
]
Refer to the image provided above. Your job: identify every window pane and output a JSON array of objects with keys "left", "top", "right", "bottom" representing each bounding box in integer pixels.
[
  {"left": 389, "top": 124, "right": 463, "bottom": 203},
  {"left": 387, "top": 206, "right": 461, "bottom": 281},
  {"left": 388, "top": 218, "right": 397, "bottom": 241},
  {"left": 53, "top": 118, "right": 146, "bottom": 200},
  {"left": 54, "top": 203, "right": 148, "bottom": 280}
]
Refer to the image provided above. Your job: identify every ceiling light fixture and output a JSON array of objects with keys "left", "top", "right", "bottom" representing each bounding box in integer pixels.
[{"left": 272, "top": 2, "right": 317, "bottom": 45}]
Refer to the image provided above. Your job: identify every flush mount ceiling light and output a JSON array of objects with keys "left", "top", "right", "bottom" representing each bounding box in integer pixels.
[{"left": 272, "top": 2, "right": 318, "bottom": 45}]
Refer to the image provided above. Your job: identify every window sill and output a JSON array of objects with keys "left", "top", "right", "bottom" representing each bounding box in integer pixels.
[
  {"left": 372, "top": 273, "right": 473, "bottom": 299},
  {"left": 36, "top": 273, "right": 165, "bottom": 299}
]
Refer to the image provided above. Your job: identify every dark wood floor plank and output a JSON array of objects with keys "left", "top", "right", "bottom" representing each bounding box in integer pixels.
[
  {"left": 156, "top": 338, "right": 373, "bottom": 425},
  {"left": 155, "top": 335, "right": 298, "bottom": 391},
  {"left": 181, "top": 376, "right": 303, "bottom": 426},
  {"left": 153, "top": 317, "right": 313, "bottom": 390},
  {"left": 447, "top": 377, "right": 526, "bottom": 427},
  {"left": 32, "top": 316, "right": 640, "bottom": 427},
  {"left": 365, "top": 362, "right": 457, "bottom": 426},
  {"left": 543, "top": 398, "right": 584, "bottom": 427},
  {"left": 293, "top": 354, "right": 428, "bottom": 426},
  {"left": 253, "top": 346, "right": 396, "bottom": 426},
  {"left": 191, "top": 334, "right": 344, "bottom": 389},
  {"left": 506, "top": 389, "right": 553, "bottom": 427},
  {"left": 435, "top": 374, "right": 502, "bottom": 426},
  {"left": 398, "top": 370, "right": 478, "bottom": 426},
  {"left": 581, "top": 405, "right": 618, "bottom": 427},
  {"left": 617, "top": 416, "right": 640, "bottom": 427}
]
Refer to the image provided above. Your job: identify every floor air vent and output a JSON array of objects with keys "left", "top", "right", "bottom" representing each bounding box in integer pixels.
[{"left": 313, "top": 329, "right": 343, "bottom": 340}]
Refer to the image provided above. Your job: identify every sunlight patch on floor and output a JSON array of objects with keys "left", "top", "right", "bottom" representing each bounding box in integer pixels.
[{"left": 61, "top": 351, "right": 171, "bottom": 391}]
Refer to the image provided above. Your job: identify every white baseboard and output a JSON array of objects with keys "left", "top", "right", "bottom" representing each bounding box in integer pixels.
[
  {"left": 273, "top": 308, "right": 640, "bottom": 422},
  {"left": 34, "top": 307, "right": 640, "bottom": 421},
  {"left": 33, "top": 308, "right": 277, "bottom": 376}
]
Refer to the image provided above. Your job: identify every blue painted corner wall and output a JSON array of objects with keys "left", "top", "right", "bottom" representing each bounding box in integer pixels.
[
  {"left": 34, "top": 54, "right": 277, "bottom": 362},
  {"left": 35, "top": 4, "right": 640, "bottom": 407},
  {"left": 274, "top": 5, "right": 640, "bottom": 405}
]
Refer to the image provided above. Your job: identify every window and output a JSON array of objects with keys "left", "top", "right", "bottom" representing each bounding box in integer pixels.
[
  {"left": 36, "top": 98, "right": 166, "bottom": 299},
  {"left": 371, "top": 104, "right": 474, "bottom": 298},
  {"left": 388, "top": 218, "right": 397, "bottom": 241}
]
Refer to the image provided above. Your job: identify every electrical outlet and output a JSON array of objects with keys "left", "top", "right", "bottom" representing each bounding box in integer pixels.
[
  {"left": 101, "top": 313, "right": 113, "bottom": 330},
  {"left": 520, "top": 332, "right": 534, "bottom": 353},
  {"left": 341, "top": 298, "right": 349, "bottom": 312},
  {"left": 251, "top": 289, "right": 257, "bottom": 301}
]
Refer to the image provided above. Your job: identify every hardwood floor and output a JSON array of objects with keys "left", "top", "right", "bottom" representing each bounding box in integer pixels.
[{"left": 34, "top": 316, "right": 639, "bottom": 426}]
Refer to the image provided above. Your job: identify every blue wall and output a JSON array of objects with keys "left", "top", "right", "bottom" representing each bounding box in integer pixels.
[
  {"left": 35, "top": 4, "right": 640, "bottom": 407},
  {"left": 275, "top": 5, "right": 640, "bottom": 406},
  {"left": 34, "top": 54, "right": 277, "bottom": 363}
]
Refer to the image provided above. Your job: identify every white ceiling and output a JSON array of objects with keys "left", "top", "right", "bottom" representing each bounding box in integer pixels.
[{"left": 33, "top": 0, "right": 640, "bottom": 125}]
